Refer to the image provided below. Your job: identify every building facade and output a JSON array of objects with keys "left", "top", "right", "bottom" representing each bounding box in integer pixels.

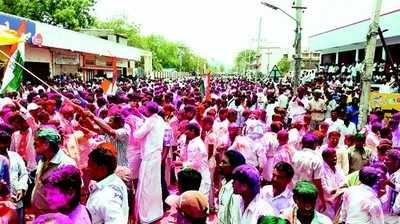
[
  {"left": 0, "top": 12, "right": 152, "bottom": 83},
  {"left": 309, "top": 9, "right": 400, "bottom": 66}
]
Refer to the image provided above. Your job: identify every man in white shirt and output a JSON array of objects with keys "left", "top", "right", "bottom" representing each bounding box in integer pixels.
[
  {"left": 307, "top": 89, "right": 326, "bottom": 130},
  {"left": 133, "top": 102, "right": 166, "bottom": 223},
  {"left": 319, "top": 131, "right": 349, "bottom": 175},
  {"left": 277, "top": 89, "right": 289, "bottom": 109},
  {"left": 288, "top": 121, "right": 303, "bottom": 150},
  {"left": 335, "top": 114, "right": 357, "bottom": 145},
  {"left": 228, "top": 134, "right": 260, "bottom": 169},
  {"left": 261, "top": 122, "right": 282, "bottom": 182},
  {"left": 261, "top": 161, "right": 294, "bottom": 214},
  {"left": 365, "top": 122, "right": 382, "bottom": 152},
  {"left": 87, "top": 113, "right": 129, "bottom": 166},
  {"left": 340, "top": 166, "right": 384, "bottom": 224},
  {"left": 213, "top": 108, "right": 230, "bottom": 146},
  {"left": 324, "top": 110, "right": 343, "bottom": 131},
  {"left": 176, "top": 123, "right": 211, "bottom": 198},
  {"left": 288, "top": 86, "right": 309, "bottom": 123},
  {"left": 320, "top": 148, "right": 345, "bottom": 219},
  {"left": 0, "top": 131, "right": 28, "bottom": 222},
  {"left": 292, "top": 133, "right": 327, "bottom": 212},
  {"left": 218, "top": 150, "right": 246, "bottom": 224},
  {"left": 232, "top": 165, "right": 275, "bottom": 223},
  {"left": 86, "top": 144, "right": 129, "bottom": 224},
  {"left": 281, "top": 181, "right": 332, "bottom": 224}
]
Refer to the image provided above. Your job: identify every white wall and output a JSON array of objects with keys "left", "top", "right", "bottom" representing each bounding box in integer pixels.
[{"left": 25, "top": 46, "right": 51, "bottom": 63}]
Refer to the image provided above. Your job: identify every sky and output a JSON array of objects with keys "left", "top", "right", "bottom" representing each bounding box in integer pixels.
[{"left": 95, "top": 0, "right": 400, "bottom": 67}]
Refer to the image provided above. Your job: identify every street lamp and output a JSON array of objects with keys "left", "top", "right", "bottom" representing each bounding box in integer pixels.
[{"left": 261, "top": 1, "right": 305, "bottom": 90}]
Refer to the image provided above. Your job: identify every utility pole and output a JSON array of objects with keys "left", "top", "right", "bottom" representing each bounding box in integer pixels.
[
  {"left": 358, "top": 0, "right": 383, "bottom": 130},
  {"left": 256, "top": 18, "right": 263, "bottom": 74},
  {"left": 293, "top": 0, "right": 304, "bottom": 91}
]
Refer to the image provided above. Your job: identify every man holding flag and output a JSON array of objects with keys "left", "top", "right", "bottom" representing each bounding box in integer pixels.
[{"left": 200, "top": 71, "right": 212, "bottom": 101}]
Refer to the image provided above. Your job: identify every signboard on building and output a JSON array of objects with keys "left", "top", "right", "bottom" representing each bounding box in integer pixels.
[
  {"left": 0, "top": 13, "right": 36, "bottom": 44},
  {"left": 369, "top": 93, "right": 400, "bottom": 111},
  {"left": 96, "top": 57, "right": 107, "bottom": 67},
  {"left": 54, "top": 52, "right": 80, "bottom": 65}
]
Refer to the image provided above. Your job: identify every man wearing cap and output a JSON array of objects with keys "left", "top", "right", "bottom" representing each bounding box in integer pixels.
[
  {"left": 31, "top": 127, "right": 76, "bottom": 215},
  {"left": 348, "top": 133, "right": 372, "bottom": 174},
  {"left": 281, "top": 181, "right": 332, "bottom": 224},
  {"left": 232, "top": 164, "right": 275, "bottom": 223},
  {"left": 308, "top": 89, "right": 326, "bottom": 130}
]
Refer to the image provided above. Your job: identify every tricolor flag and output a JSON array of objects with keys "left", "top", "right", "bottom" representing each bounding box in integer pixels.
[
  {"left": 101, "top": 57, "right": 119, "bottom": 95},
  {"left": 200, "top": 71, "right": 211, "bottom": 101},
  {"left": 110, "top": 56, "right": 118, "bottom": 94},
  {"left": 0, "top": 21, "right": 26, "bottom": 94}
]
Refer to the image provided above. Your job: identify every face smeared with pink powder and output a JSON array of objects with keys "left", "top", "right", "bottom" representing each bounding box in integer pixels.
[{"left": 44, "top": 185, "right": 73, "bottom": 211}]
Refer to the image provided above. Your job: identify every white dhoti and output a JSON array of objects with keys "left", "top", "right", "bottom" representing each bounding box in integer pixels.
[
  {"left": 128, "top": 148, "right": 142, "bottom": 180},
  {"left": 135, "top": 151, "right": 163, "bottom": 223},
  {"left": 199, "top": 168, "right": 212, "bottom": 200}
]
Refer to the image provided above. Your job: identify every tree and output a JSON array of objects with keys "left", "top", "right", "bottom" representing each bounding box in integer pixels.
[
  {"left": 0, "top": 0, "right": 96, "bottom": 30},
  {"left": 234, "top": 49, "right": 258, "bottom": 73},
  {"left": 277, "top": 56, "right": 292, "bottom": 75},
  {"left": 92, "top": 18, "right": 209, "bottom": 72}
]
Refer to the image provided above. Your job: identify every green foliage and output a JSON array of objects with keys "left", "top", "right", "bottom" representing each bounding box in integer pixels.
[
  {"left": 277, "top": 56, "right": 292, "bottom": 74},
  {"left": 93, "top": 18, "right": 209, "bottom": 72},
  {"left": 0, "top": 0, "right": 210, "bottom": 72},
  {"left": 0, "top": 0, "right": 96, "bottom": 30},
  {"left": 234, "top": 49, "right": 258, "bottom": 73}
]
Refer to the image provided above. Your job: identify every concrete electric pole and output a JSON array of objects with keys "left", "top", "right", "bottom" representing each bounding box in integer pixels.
[
  {"left": 293, "top": 0, "right": 304, "bottom": 91},
  {"left": 358, "top": 0, "right": 383, "bottom": 130},
  {"left": 261, "top": 1, "right": 305, "bottom": 89}
]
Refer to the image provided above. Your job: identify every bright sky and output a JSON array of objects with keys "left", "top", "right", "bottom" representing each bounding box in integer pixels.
[{"left": 95, "top": 0, "right": 400, "bottom": 66}]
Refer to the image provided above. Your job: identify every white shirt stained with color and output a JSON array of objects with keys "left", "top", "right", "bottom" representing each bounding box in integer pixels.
[
  {"left": 261, "top": 185, "right": 294, "bottom": 214},
  {"left": 218, "top": 179, "right": 241, "bottom": 224},
  {"left": 239, "top": 193, "right": 276, "bottom": 224},
  {"left": 292, "top": 148, "right": 324, "bottom": 183},
  {"left": 87, "top": 174, "right": 129, "bottom": 224},
  {"left": 340, "top": 184, "right": 384, "bottom": 224}
]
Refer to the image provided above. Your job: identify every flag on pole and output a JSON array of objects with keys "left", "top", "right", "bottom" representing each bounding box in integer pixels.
[
  {"left": 0, "top": 21, "right": 26, "bottom": 94},
  {"left": 102, "top": 57, "right": 119, "bottom": 95},
  {"left": 101, "top": 79, "right": 111, "bottom": 94},
  {"left": 199, "top": 71, "right": 212, "bottom": 101},
  {"left": 111, "top": 57, "right": 118, "bottom": 94}
]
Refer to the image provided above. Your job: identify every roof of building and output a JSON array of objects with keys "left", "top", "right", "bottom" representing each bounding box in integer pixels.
[
  {"left": 0, "top": 12, "right": 150, "bottom": 61},
  {"left": 80, "top": 28, "right": 128, "bottom": 39},
  {"left": 309, "top": 9, "right": 400, "bottom": 53}
]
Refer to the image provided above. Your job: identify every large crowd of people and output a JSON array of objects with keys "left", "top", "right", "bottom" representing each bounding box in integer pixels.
[{"left": 0, "top": 72, "right": 398, "bottom": 224}]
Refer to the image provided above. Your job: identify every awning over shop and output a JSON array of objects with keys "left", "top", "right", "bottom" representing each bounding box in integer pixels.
[{"left": 35, "top": 22, "right": 141, "bottom": 61}]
